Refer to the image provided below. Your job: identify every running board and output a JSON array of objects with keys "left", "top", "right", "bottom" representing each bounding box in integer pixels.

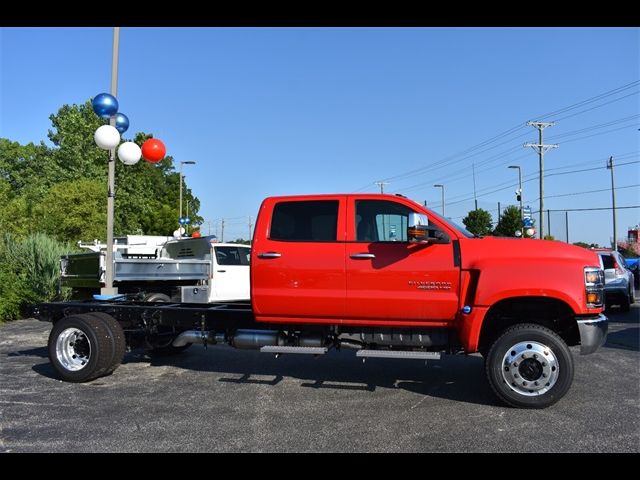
[
  {"left": 260, "top": 346, "right": 328, "bottom": 355},
  {"left": 356, "top": 350, "right": 441, "bottom": 360}
]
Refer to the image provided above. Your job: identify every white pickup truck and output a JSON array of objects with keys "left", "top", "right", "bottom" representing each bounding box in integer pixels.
[{"left": 60, "top": 235, "right": 250, "bottom": 303}]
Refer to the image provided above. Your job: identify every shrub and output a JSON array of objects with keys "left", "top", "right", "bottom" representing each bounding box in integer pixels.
[{"left": 0, "top": 233, "right": 73, "bottom": 322}]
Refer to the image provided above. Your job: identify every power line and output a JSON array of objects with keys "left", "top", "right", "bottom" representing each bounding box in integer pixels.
[
  {"left": 534, "top": 183, "right": 639, "bottom": 200},
  {"left": 443, "top": 160, "right": 640, "bottom": 207},
  {"left": 541, "top": 205, "right": 640, "bottom": 213},
  {"left": 352, "top": 80, "right": 640, "bottom": 193}
]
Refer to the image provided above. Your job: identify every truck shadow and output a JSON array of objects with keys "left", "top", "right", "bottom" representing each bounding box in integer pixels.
[
  {"left": 8, "top": 346, "right": 49, "bottom": 358},
  {"left": 603, "top": 329, "right": 639, "bottom": 352},
  {"left": 124, "top": 347, "right": 502, "bottom": 407},
  {"left": 602, "top": 307, "right": 639, "bottom": 352}
]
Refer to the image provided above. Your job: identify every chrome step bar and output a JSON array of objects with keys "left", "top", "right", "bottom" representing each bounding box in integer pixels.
[
  {"left": 356, "top": 350, "right": 441, "bottom": 360},
  {"left": 260, "top": 346, "right": 328, "bottom": 355}
]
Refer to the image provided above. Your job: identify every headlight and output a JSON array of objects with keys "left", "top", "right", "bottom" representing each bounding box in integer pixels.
[{"left": 584, "top": 267, "right": 604, "bottom": 308}]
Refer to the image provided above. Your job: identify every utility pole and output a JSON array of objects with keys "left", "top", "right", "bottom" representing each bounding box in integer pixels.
[
  {"left": 524, "top": 121, "right": 558, "bottom": 239},
  {"left": 102, "top": 27, "right": 120, "bottom": 295},
  {"left": 248, "top": 216, "right": 253, "bottom": 243},
  {"left": 472, "top": 163, "right": 478, "bottom": 210},
  {"left": 434, "top": 184, "right": 445, "bottom": 216},
  {"left": 607, "top": 156, "right": 617, "bottom": 249},
  {"left": 565, "top": 211, "right": 569, "bottom": 243},
  {"left": 221, "top": 219, "right": 225, "bottom": 243},
  {"left": 207, "top": 220, "right": 212, "bottom": 236},
  {"left": 374, "top": 181, "right": 389, "bottom": 193}
]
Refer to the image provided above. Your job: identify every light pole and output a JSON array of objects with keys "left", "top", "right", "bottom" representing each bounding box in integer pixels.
[
  {"left": 179, "top": 160, "right": 196, "bottom": 233},
  {"left": 508, "top": 165, "right": 524, "bottom": 237},
  {"left": 433, "top": 184, "right": 445, "bottom": 216},
  {"left": 102, "top": 27, "right": 120, "bottom": 295}
]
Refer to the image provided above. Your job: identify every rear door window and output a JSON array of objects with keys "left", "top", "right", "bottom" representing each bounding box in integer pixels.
[{"left": 270, "top": 200, "right": 339, "bottom": 242}]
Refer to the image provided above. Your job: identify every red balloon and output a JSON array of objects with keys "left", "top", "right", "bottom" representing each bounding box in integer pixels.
[{"left": 141, "top": 138, "right": 166, "bottom": 163}]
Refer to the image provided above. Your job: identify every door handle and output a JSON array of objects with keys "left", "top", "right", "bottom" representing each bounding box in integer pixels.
[
  {"left": 350, "top": 253, "right": 376, "bottom": 259},
  {"left": 257, "top": 252, "right": 282, "bottom": 259},
  {"left": 217, "top": 270, "right": 226, "bottom": 273}
]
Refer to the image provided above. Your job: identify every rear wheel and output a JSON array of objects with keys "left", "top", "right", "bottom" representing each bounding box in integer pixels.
[
  {"left": 48, "top": 314, "right": 115, "bottom": 382},
  {"left": 485, "top": 323, "right": 574, "bottom": 409},
  {"left": 85, "top": 312, "right": 126, "bottom": 375}
]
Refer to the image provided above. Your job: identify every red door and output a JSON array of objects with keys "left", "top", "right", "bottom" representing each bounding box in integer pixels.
[
  {"left": 252, "top": 197, "right": 346, "bottom": 325},
  {"left": 345, "top": 197, "right": 460, "bottom": 326}
]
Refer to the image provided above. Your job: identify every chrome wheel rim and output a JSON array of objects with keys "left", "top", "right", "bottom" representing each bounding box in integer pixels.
[
  {"left": 56, "top": 328, "right": 91, "bottom": 371},
  {"left": 501, "top": 341, "right": 559, "bottom": 396}
]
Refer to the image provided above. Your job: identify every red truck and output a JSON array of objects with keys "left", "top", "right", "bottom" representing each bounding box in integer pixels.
[{"left": 32, "top": 193, "right": 608, "bottom": 408}]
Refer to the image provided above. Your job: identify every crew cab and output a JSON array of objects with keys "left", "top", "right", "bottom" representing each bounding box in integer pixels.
[{"left": 32, "top": 193, "right": 608, "bottom": 408}]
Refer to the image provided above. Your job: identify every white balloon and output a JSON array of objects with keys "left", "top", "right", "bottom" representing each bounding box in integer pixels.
[
  {"left": 94, "top": 125, "right": 121, "bottom": 150},
  {"left": 117, "top": 141, "right": 142, "bottom": 165}
]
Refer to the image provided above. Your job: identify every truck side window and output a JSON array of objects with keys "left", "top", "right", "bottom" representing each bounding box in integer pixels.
[
  {"left": 215, "top": 246, "right": 243, "bottom": 265},
  {"left": 356, "top": 200, "right": 411, "bottom": 242},
  {"left": 270, "top": 201, "right": 339, "bottom": 242}
]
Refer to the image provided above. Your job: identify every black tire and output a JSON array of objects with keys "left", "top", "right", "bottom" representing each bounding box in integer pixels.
[
  {"left": 485, "top": 323, "right": 574, "bottom": 409},
  {"left": 85, "top": 312, "right": 127, "bottom": 375},
  {"left": 48, "top": 314, "right": 115, "bottom": 382},
  {"left": 628, "top": 286, "right": 635, "bottom": 305},
  {"left": 143, "top": 292, "right": 171, "bottom": 303}
]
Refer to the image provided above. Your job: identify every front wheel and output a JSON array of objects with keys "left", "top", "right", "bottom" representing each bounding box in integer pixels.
[{"left": 485, "top": 323, "right": 574, "bottom": 409}]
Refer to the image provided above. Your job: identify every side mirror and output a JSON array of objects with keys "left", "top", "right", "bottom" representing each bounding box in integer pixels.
[
  {"left": 408, "top": 213, "right": 430, "bottom": 243},
  {"left": 407, "top": 212, "right": 450, "bottom": 244}
]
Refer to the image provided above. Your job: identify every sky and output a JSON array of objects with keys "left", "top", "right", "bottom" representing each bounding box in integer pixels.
[{"left": 1, "top": 27, "right": 638, "bottom": 246}]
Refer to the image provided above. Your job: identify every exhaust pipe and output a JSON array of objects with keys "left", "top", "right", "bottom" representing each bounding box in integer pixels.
[
  {"left": 172, "top": 330, "right": 225, "bottom": 347},
  {"left": 231, "top": 330, "right": 286, "bottom": 350}
]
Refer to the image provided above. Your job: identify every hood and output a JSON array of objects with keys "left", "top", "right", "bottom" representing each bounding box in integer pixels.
[{"left": 459, "top": 237, "right": 601, "bottom": 270}]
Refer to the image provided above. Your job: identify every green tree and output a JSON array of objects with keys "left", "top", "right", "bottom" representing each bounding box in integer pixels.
[
  {"left": 0, "top": 179, "right": 30, "bottom": 239},
  {"left": 493, "top": 205, "right": 523, "bottom": 237},
  {"left": 462, "top": 208, "right": 493, "bottom": 236},
  {"left": 0, "top": 99, "right": 203, "bottom": 240},
  {"left": 47, "top": 101, "right": 105, "bottom": 181},
  {"left": 32, "top": 179, "right": 107, "bottom": 242}
]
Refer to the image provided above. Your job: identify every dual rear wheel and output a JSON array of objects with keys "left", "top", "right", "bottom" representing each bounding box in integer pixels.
[{"left": 48, "top": 313, "right": 126, "bottom": 382}]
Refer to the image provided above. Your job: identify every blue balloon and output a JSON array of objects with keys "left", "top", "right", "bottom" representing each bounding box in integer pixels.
[
  {"left": 114, "top": 113, "right": 129, "bottom": 134},
  {"left": 92, "top": 93, "right": 119, "bottom": 119}
]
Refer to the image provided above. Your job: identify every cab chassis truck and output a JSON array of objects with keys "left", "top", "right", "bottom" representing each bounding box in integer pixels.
[{"left": 31, "top": 194, "right": 608, "bottom": 409}]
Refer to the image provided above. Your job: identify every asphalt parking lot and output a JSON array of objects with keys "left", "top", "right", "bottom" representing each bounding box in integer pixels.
[{"left": 1, "top": 301, "right": 638, "bottom": 452}]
